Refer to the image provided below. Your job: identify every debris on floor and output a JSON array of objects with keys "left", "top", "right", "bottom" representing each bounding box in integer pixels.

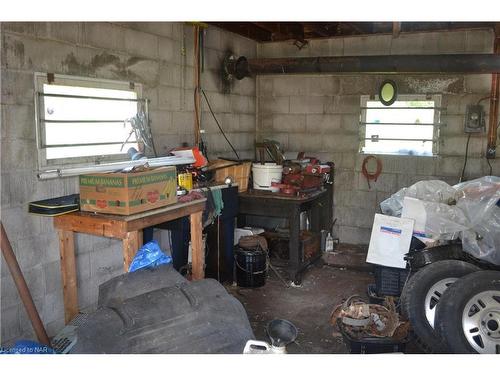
[{"left": 226, "top": 261, "right": 375, "bottom": 353}]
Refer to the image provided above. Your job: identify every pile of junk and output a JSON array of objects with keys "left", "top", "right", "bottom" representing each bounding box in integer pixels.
[
  {"left": 0, "top": 234, "right": 300, "bottom": 354},
  {"left": 346, "top": 176, "right": 500, "bottom": 354}
]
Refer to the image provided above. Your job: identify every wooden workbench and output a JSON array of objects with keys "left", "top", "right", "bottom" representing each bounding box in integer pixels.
[{"left": 53, "top": 198, "right": 206, "bottom": 323}]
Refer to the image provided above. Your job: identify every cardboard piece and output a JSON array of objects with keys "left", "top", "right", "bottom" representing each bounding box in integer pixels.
[
  {"left": 401, "top": 196, "right": 434, "bottom": 244},
  {"left": 366, "top": 214, "right": 415, "bottom": 269},
  {"left": 79, "top": 166, "right": 177, "bottom": 215}
]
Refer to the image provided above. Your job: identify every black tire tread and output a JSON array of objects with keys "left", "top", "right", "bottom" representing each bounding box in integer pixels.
[
  {"left": 400, "top": 260, "right": 480, "bottom": 353},
  {"left": 434, "top": 270, "right": 500, "bottom": 354}
]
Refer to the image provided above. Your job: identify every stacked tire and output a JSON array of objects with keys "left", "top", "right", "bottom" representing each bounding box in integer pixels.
[{"left": 400, "top": 259, "right": 500, "bottom": 354}]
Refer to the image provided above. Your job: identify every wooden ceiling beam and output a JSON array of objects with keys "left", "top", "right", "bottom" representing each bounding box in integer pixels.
[
  {"left": 210, "top": 22, "right": 496, "bottom": 42},
  {"left": 210, "top": 22, "right": 272, "bottom": 41},
  {"left": 393, "top": 22, "right": 401, "bottom": 38},
  {"left": 301, "top": 22, "right": 331, "bottom": 37}
]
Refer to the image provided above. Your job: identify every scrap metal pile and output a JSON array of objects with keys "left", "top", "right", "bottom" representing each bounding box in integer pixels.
[{"left": 331, "top": 296, "right": 409, "bottom": 341}]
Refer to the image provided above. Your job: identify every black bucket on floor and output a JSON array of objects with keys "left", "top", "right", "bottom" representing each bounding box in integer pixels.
[{"left": 234, "top": 246, "right": 267, "bottom": 288}]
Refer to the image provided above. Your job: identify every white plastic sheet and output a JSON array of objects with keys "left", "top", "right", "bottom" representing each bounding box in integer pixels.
[
  {"left": 380, "top": 180, "right": 456, "bottom": 217},
  {"left": 381, "top": 176, "right": 500, "bottom": 265}
]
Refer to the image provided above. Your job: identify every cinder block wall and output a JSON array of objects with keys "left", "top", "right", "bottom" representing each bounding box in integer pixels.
[
  {"left": 255, "top": 29, "right": 500, "bottom": 244},
  {"left": 0, "top": 22, "right": 256, "bottom": 345}
]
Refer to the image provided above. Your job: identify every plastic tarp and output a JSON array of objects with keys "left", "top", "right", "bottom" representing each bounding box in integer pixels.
[
  {"left": 128, "top": 240, "right": 172, "bottom": 272},
  {"left": 380, "top": 176, "right": 500, "bottom": 265}
]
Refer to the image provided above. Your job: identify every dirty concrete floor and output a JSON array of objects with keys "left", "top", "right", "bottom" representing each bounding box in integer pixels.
[{"left": 226, "top": 261, "right": 375, "bottom": 354}]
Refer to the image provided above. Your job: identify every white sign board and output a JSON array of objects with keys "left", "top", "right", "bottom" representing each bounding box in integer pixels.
[{"left": 366, "top": 214, "right": 415, "bottom": 269}]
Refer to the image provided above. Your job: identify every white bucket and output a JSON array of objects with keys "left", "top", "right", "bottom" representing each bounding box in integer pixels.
[{"left": 252, "top": 163, "right": 283, "bottom": 191}]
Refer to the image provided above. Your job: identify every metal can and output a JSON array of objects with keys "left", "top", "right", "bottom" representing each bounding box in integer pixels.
[{"left": 178, "top": 172, "right": 193, "bottom": 191}]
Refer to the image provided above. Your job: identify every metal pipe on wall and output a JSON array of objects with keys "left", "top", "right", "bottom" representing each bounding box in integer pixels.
[
  {"left": 487, "top": 31, "right": 500, "bottom": 159},
  {"left": 1, "top": 223, "right": 51, "bottom": 347},
  {"left": 227, "top": 54, "right": 500, "bottom": 79},
  {"left": 37, "top": 155, "right": 195, "bottom": 180}
]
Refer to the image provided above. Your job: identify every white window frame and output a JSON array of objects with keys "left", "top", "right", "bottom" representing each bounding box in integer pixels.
[
  {"left": 359, "top": 94, "right": 442, "bottom": 157},
  {"left": 34, "top": 72, "right": 144, "bottom": 171}
]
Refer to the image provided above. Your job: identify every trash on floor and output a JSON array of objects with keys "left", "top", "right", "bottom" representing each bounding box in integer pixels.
[
  {"left": 243, "top": 319, "right": 298, "bottom": 354},
  {"left": 330, "top": 295, "right": 410, "bottom": 354}
]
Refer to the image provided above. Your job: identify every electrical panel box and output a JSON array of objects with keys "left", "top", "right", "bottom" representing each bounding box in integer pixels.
[{"left": 464, "top": 104, "right": 485, "bottom": 133}]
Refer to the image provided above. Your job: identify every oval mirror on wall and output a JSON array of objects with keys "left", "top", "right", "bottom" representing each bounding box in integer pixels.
[{"left": 379, "top": 80, "right": 398, "bottom": 106}]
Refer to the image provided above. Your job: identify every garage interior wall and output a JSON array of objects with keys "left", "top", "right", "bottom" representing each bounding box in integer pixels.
[
  {"left": 255, "top": 28, "right": 500, "bottom": 244},
  {"left": 0, "top": 22, "right": 256, "bottom": 345},
  {"left": 1, "top": 23, "right": 500, "bottom": 347}
]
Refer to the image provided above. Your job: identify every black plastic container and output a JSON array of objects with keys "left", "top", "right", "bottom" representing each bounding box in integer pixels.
[
  {"left": 406, "top": 244, "right": 463, "bottom": 269},
  {"left": 337, "top": 320, "right": 406, "bottom": 354},
  {"left": 374, "top": 266, "right": 410, "bottom": 296},
  {"left": 234, "top": 246, "right": 267, "bottom": 287}
]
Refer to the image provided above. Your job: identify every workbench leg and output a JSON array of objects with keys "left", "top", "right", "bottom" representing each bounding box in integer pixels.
[
  {"left": 190, "top": 211, "right": 204, "bottom": 280},
  {"left": 289, "top": 208, "right": 301, "bottom": 284},
  {"left": 123, "top": 230, "right": 143, "bottom": 272},
  {"left": 57, "top": 230, "right": 79, "bottom": 324}
]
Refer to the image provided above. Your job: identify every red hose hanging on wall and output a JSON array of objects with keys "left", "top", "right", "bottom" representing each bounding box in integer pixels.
[{"left": 362, "top": 155, "right": 383, "bottom": 189}]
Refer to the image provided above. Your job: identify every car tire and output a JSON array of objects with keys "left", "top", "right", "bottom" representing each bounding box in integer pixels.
[
  {"left": 434, "top": 270, "right": 500, "bottom": 354},
  {"left": 400, "top": 260, "right": 480, "bottom": 353}
]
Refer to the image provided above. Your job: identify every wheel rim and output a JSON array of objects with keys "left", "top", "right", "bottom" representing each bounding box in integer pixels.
[
  {"left": 424, "top": 278, "right": 457, "bottom": 328},
  {"left": 462, "top": 290, "right": 500, "bottom": 354}
]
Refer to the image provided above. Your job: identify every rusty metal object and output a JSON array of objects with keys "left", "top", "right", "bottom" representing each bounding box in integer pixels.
[
  {"left": 331, "top": 295, "right": 409, "bottom": 339},
  {"left": 0, "top": 222, "right": 51, "bottom": 347},
  {"left": 487, "top": 31, "right": 500, "bottom": 159},
  {"left": 301, "top": 231, "right": 320, "bottom": 262},
  {"left": 227, "top": 54, "right": 500, "bottom": 79}
]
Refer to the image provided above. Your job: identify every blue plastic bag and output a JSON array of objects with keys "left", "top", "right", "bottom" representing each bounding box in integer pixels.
[
  {"left": 128, "top": 240, "right": 172, "bottom": 272},
  {"left": 0, "top": 340, "right": 55, "bottom": 354}
]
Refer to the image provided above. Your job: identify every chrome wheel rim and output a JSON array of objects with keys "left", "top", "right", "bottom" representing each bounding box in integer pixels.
[
  {"left": 462, "top": 290, "right": 500, "bottom": 354},
  {"left": 424, "top": 278, "right": 457, "bottom": 328}
]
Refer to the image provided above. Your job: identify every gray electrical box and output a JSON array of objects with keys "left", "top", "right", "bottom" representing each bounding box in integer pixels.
[{"left": 464, "top": 104, "right": 485, "bottom": 133}]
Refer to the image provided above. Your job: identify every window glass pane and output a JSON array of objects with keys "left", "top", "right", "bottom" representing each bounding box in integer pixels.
[
  {"left": 46, "top": 144, "right": 138, "bottom": 160},
  {"left": 365, "top": 100, "right": 435, "bottom": 124},
  {"left": 38, "top": 80, "right": 143, "bottom": 161},
  {"left": 43, "top": 84, "right": 137, "bottom": 121},
  {"left": 361, "top": 98, "right": 436, "bottom": 156},
  {"left": 362, "top": 139, "right": 433, "bottom": 156},
  {"left": 365, "top": 124, "right": 434, "bottom": 140},
  {"left": 45, "top": 122, "right": 137, "bottom": 146}
]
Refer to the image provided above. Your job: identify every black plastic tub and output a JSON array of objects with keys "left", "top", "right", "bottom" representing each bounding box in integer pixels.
[
  {"left": 234, "top": 246, "right": 267, "bottom": 288},
  {"left": 337, "top": 320, "right": 407, "bottom": 354}
]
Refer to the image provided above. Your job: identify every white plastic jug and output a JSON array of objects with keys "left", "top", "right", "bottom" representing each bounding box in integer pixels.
[{"left": 243, "top": 340, "right": 287, "bottom": 354}]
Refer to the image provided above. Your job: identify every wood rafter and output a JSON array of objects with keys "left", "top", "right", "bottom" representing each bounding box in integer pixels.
[{"left": 209, "top": 22, "right": 496, "bottom": 42}]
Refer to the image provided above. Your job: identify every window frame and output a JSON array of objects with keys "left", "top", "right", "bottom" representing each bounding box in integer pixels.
[
  {"left": 34, "top": 72, "right": 144, "bottom": 171},
  {"left": 359, "top": 94, "right": 442, "bottom": 157}
]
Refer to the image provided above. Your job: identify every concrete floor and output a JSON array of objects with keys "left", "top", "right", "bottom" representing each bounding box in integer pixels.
[{"left": 226, "top": 261, "right": 375, "bottom": 354}]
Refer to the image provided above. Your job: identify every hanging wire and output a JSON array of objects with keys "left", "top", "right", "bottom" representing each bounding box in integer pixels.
[
  {"left": 193, "top": 24, "right": 202, "bottom": 147},
  {"left": 459, "top": 133, "right": 472, "bottom": 183},
  {"left": 201, "top": 89, "right": 240, "bottom": 160}
]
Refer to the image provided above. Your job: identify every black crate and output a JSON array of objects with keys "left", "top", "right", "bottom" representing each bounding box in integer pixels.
[
  {"left": 374, "top": 266, "right": 410, "bottom": 296},
  {"left": 337, "top": 320, "right": 406, "bottom": 354}
]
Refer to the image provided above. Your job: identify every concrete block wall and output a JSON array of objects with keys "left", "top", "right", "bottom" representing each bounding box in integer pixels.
[
  {"left": 0, "top": 22, "right": 256, "bottom": 345},
  {"left": 256, "top": 29, "right": 500, "bottom": 244}
]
